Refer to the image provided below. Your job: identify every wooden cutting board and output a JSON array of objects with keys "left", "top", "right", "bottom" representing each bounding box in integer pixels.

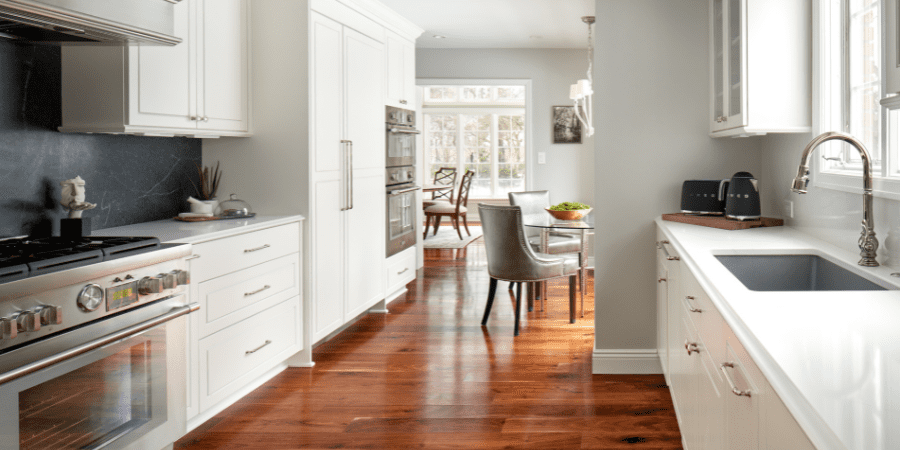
[{"left": 662, "top": 213, "right": 783, "bottom": 230}]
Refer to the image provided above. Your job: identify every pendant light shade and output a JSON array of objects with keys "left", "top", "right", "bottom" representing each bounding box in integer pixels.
[{"left": 570, "top": 16, "right": 595, "bottom": 137}]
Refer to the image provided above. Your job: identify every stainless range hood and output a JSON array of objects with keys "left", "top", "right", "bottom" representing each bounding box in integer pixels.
[{"left": 0, "top": 0, "right": 180, "bottom": 46}]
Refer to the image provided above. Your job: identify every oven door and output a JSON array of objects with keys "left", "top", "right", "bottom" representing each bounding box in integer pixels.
[
  {"left": 386, "top": 127, "right": 417, "bottom": 167},
  {"left": 387, "top": 186, "right": 420, "bottom": 257},
  {"left": 0, "top": 296, "right": 195, "bottom": 450}
]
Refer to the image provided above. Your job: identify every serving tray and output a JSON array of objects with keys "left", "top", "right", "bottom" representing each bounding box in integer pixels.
[{"left": 662, "top": 213, "right": 783, "bottom": 230}]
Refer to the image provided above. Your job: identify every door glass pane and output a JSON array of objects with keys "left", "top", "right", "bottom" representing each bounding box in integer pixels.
[
  {"left": 462, "top": 114, "right": 492, "bottom": 198},
  {"left": 728, "top": 0, "right": 742, "bottom": 117},
  {"left": 426, "top": 114, "right": 459, "bottom": 182},
  {"left": 714, "top": 0, "right": 724, "bottom": 120},
  {"left": 19, "top": 329, "right": 167, "bottom": 450},
  {"left": 496, "top": 114, "right": 526, "bottom": 197}
]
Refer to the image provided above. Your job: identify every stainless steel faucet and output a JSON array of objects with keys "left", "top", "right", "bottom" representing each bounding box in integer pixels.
[{"left": 791, "top": 131, "right": 878, "bottom": 267}]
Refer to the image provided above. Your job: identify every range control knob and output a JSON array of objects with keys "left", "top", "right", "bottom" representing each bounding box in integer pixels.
[
  {"left": 0, "top": 318, "right": 17, "bottom": 339},
  {"left": 158, "top": 273, "right": 177, "bottom": 290},
  {"left": 390, "top": 112, "right": 398, "bottom": 121},
  {"left": 38, "top": 306, "right": 63, "bottom": 326},
  {"left": 406, "top": 170, "right": 414, "bottom": 179},
  {"left": 172, "top": 269, "right": 190, "bottom": 285},
  {"left": 16, "top": 311, "right": 40, "bottom": 333},
  {"left": 138, "top": 276, "right": 163, "bottom": 295},
  {"left": 390, "top": 173, "right": 398, "bottom": 181},
  {"left": 77, "top": 284, "right": 104, "bottom": 312}
]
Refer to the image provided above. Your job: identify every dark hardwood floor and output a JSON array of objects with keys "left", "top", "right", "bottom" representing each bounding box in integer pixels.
[{"left": 175, "top": 239, "right": 682, "bottom": 449}]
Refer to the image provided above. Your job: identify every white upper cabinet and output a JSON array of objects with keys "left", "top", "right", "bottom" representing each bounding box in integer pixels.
[
  {"left": 385, "top": 29, "right": 416, "bottom": 108},
  {"left": 709, "top": 0, "right": 811, "bottom": 138},
  {"left": 60, "top": 0, "right": 250, "bottom": 138}
]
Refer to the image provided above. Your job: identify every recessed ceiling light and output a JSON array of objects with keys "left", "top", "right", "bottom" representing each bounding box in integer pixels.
[{"left": 432, "top": 35, "right": 446, "bottom": 39}]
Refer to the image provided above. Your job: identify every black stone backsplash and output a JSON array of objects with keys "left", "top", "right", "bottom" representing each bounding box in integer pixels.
[{"left": 0, "top": 41, "right": 201, "bottom": 238}]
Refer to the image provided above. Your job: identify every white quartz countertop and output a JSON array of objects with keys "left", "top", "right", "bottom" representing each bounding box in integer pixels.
[
  {"left": 656, "top": 218, "right": 900, "bottom": 450},
  {"left": 94, "top": 215, "right": 304, "bottom": 244}
]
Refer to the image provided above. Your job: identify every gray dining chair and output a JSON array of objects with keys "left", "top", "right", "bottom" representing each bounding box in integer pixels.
[
  {"left": 478, "top": 204, "right": 579, "bottom": 336},
  {"left": 508, "top": 190, "right": 587, "bottom": 316}
]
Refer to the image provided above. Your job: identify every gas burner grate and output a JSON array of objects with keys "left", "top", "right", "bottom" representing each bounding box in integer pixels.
[{"left": 0, "top": 236, "right": 162, "bottom": 281}]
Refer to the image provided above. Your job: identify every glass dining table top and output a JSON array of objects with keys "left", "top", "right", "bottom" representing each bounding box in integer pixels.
[{"left": 522, "top": 212, "right": 594, "bottom": 230}]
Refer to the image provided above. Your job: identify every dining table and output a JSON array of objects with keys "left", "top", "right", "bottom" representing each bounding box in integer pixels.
[{"left": 522, "top": 212, "right": 593, "bottom": 323}]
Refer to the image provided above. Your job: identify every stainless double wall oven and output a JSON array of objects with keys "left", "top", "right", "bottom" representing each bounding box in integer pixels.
[{"left": 386, "top": 106, "right": 420, "bottom": 257}]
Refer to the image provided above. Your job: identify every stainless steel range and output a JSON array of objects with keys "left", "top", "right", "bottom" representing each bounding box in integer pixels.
[
  {"left": 0, "top": 236, "right": 195, "bottom": 450},
  {"left": 386, "top": 106, "right": 420, "bottom": 257}
]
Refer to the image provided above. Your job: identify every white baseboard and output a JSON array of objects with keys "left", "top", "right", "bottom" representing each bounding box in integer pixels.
[{"left": 592, "top": 348, "right": 663, "bottom": 374}]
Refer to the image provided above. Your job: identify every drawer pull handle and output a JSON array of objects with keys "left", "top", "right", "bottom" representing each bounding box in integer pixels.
[
  {"left": 185, "top": 254, "right": 201, "bottom": 261},
  {"left": 245, "top": 340, "right": 272, "bottom": 355},
  {"left": 720, "top": 362, "right": 752, "bottom": 397},
  {"left": 684, "top": 340, "right": 699, "bottom": 355},
  {"left": 244, "top": 244, "right": 271, "bottom": 253},
  {"left": 684, "top": 295, "right": 702, "bottom": 313},
  {"left": 666, "top": 256, "right": 680, "bottom": 261},
  {"left": 244, "top": 285, "right": 271, "bottom": 297},
  {"left": 658, "top": 277, "right": 666, "bottom": 283},
  {"left": 397, "top": 268, "right": 409, "bottom": 275}
]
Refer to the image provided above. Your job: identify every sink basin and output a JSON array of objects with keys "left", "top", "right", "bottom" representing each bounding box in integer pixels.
[{"left": 715, "top": 254, "right": 890, "bottom": 291}]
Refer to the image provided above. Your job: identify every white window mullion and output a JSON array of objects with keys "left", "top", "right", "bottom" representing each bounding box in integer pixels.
[
  {"left": 491, "top": 114, "right": 499, "bottom": 198},
  {"left": 457, "top": 114, "right": 464, "bottom": 182}
]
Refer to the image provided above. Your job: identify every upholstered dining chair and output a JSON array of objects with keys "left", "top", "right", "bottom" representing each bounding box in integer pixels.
[
  {"left": 478, "top": 204, "right": 579, "bottom": 336},
  {"left": 424, "top": 169, "right": 474, "bottom": 240},
  {"left": 508, "top": 190, "right": 586, "bottom": 315},
  {"left": 423, "top": 167, "right": 457, "bottom": 209}
]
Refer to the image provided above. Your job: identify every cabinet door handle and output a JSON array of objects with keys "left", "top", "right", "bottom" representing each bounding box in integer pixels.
[
  {"left": 244, "top": 285, "right": 271, "bottom": 297},
  {"left": 185, "top": 254, "right": 201, "bottom": 261},
  {"left": 399, "top": 99, "right": 408, "bottom": 105},
  {"left": 340, "top": 140, "right": 353, "bottom": 211},
  {"left": 658, "top": 277, "right": 667, "bottom": 283},
  {"left": 244, "top": 244, "right": 271, "bottom": 253},
  {"left": 245, "top": 340, "right": 272, "bottom": 355},
  {"left": 656, "top": 240, "right": 670, "bottom": 249},
  {"left": 666, "top": 256, "right": 680, "bottom": 261},
  {"left": 684, "top": 340, "right": 699, "bottom": 355},
  {"left": 397, "top": 268, "right": 409, "bottom": 275},
  {"left": 684, "top": 295, "right": 702, "bottom": 313},
  {"left": 720, "top": 362, "right": 752, "bottom": 397}
]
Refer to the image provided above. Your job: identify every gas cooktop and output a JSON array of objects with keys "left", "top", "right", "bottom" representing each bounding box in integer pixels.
[{"left": 0, "top": 236, "right": 162, "bottom": 283}]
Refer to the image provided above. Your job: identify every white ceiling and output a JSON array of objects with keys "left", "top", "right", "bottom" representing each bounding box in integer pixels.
[{"left": 378, "top": 0, "right": 596, "bottom": 48}]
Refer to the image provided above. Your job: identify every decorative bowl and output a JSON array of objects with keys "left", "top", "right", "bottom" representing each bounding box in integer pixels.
[{"left": 545, "top": 207, "right": 592, "bottom": 221}]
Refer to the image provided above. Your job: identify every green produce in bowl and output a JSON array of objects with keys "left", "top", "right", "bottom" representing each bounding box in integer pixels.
[{"left": 549, "top": 201, "right": 591, "bottom": 211}]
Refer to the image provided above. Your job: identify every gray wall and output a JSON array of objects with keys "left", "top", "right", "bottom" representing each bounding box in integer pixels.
[
  {"left": 416, "top": 48, "right": 595, "bottom": 206},
  {"left": 0, "top": 41, "right": 201, "bottom": 238},
  {"left": 592, "top": 0, "right": 762, "bottom": 359}
]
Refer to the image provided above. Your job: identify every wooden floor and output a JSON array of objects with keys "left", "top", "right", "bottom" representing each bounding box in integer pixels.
[{"left": 175, "top": 239, "right": 682, "bottom": 449}]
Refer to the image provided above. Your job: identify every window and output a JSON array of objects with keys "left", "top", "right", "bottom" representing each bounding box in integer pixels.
[{"left": 423, "top": 84, "right": 527, "bottom": 199}]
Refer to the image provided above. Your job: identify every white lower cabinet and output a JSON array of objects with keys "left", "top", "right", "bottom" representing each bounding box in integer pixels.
[
  {"left": 182, "top": 221, "right": 303, "bottom": 429},
  {"left": 656, "top": 225, "right": 815, "bottom": 449},
  {"left": 386, "top": 246, "right": 417, "bottom": 299}
]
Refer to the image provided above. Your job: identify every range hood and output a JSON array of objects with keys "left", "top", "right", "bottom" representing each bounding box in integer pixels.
[{"left": 0, "top": 0, "right": 180, "bottom": 46}]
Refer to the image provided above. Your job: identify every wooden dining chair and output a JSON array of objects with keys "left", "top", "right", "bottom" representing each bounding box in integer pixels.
[
  {"left": 424, "top": 169, "right": 474, "bottom": 240},
  {"left": 422, "top": 167, "right": 457, "bottom": 209}
]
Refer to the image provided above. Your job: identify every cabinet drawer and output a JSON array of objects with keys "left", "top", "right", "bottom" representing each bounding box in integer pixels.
[
  {"left": 199, "top": 298, "right": 301, "bottom": 411},
  {"left": 191, "top": 222, "right": 300, "bottom": 281},
  {"left": 386, "top": 247, "right": 416, "bottom": 294},
  {"left": 198, "top": 253, "right": 300, "bottom": 337}
]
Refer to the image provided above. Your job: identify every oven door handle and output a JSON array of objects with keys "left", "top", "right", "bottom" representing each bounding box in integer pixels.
[
  {"left": 388, "top": 127, "right": 421, "bottom": 135},
  {"left": 0, "top": 302, "right": 199, "bottom": 386},
  {"left": 388, "top": 186, "right": 421, "bottom": 195}
]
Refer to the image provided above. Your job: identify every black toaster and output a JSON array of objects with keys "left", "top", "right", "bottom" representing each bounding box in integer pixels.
[{"left": 680, "top": 180, "right": 728, "bottom": 215}]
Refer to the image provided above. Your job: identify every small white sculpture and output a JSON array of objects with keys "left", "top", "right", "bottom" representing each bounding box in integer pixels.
[{"left": 60, "top": 176, "right": 97, "bottom": 219}]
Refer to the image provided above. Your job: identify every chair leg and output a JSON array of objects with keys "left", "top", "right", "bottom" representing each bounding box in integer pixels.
[
  {"left": 454, "top": 216, "right": 464, "bottom": 240},
  {"left": 514, "top": 281, "right": 523, "bottom": 336},
  {"left": 569, "top": 275, "right": 577, "bottom": 324},
  {"left": 580, "top": 267, "right": 587, "bottom": 318},
  {"left": 462, "top": 213, "right": 471, "bottom": 236},
  {"left": 481, "top": 277, "right": 498, "bottom": 325},
  {"left": 508, "top": 281, "right": 515, "bottom": 291},
  {"left": 423, "top": 215, "right": 431, "bottom": 240},
  {"left": 432, "top": 215, "right": 441, "bottom": 236}
]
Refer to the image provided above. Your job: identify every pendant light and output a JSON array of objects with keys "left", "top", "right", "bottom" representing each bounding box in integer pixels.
[{"left": 570, "top": 16, "right": 595, "bottom": 137}]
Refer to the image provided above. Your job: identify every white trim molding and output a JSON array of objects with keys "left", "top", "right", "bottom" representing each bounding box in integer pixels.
[{"left": 592, "top": 348, "right": 662, "bottom": 374}]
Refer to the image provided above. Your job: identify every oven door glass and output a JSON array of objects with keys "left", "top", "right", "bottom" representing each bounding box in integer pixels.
[
  {"left": 387, "top": 190, "right": 415, "bottom": 256},
  {"left": 387, "top": 131, "right": 415, "bottom": 165},
  {"left": 17, "top": 327, "right": 168, "bottom": 450}
]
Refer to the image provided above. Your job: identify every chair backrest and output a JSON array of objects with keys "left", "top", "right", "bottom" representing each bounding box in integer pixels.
[
  {"left": 508, "top": 190, "right": 551, "bottom": 239},
  {"left": 432, "top": 167, "right": 457, "bottom": 200},
  {"left": 455, "top": 170, "right": 475, "bottom": 213},
  {"left": 478, "top": 204, "right": 541, "bottom": 281}
]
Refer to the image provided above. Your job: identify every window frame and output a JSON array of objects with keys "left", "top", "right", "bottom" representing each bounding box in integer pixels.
[
  {"left": 812, "top": 0, "right": 900, "bottom": 200},
  {"left": 417, "top": 78, "right": 534, "bottom": 198}
]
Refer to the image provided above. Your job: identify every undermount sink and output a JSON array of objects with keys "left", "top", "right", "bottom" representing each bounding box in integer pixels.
[{"left": 715, "top": 254, "right": 891, "bottom": 291}]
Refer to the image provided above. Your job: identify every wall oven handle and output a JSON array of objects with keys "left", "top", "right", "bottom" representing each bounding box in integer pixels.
[
  {"left": 0, "top": 303, "right": 199, "bottom": 386},
  {"left": 388, "top": 186, "right": 421, "bottom": 195},
  {"left": 388, "top": 127, "right": 421, "bottom": 134}
]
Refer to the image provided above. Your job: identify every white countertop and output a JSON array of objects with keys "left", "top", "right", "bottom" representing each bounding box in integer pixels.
[
  {"left": 656, "top": 218, "right": 900, "bottom": 450},
  {"left": 95, "top": 215, "right": 304, "bottom": 244}
]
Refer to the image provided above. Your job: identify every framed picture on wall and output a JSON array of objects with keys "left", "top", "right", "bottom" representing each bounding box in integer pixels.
[{"left": 552, "top": 106, "right": 582, "bottom": 144}]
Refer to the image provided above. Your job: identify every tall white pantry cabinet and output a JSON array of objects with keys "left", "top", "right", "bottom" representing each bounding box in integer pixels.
[{"left": 202, "top": 0, "right": 423, "bottom": 358}]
